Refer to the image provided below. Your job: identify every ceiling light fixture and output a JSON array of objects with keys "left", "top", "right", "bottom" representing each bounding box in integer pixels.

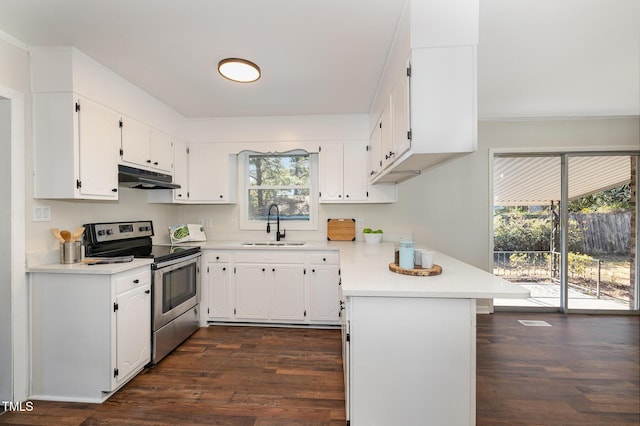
[{"left": 218, "top": 58, "right": 261, "bottom": 83}]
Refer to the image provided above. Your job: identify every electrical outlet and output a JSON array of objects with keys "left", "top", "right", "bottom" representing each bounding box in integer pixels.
[{"left": 206, "top": 218, "right": 213, "bottom": 227}]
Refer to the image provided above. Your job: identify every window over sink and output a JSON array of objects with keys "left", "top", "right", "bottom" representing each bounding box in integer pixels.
[{"left": 239, "top": 151, "right": 318, "bottom": 231}]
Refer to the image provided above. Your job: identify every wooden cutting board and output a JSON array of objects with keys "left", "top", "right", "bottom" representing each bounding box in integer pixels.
[{"left": 327, "top": 218, "right": 356, "bottom": 241}]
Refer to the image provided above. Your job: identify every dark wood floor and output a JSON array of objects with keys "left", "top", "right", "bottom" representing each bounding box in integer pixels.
[
  {"left": 476, "top": 313, "right": 640, "bottom": 426},
  {"left": 1, "top": 314, "right": 638, "bottom": 425}
]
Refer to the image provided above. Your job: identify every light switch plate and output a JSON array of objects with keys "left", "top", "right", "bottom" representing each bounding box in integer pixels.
[{"left": 33, "top": 205, "right": 52, "bottom": 222}]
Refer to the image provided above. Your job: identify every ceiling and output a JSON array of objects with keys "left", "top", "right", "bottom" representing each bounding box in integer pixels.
[
  {"left": 494, "top": 155, "right": 631, "bottom": 206},
  {"left": 0, "top": 0, "right": 638, "bottom": 119}
]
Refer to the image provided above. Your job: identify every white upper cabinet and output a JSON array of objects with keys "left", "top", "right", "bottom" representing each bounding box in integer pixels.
[
  {"left": 31, "top": 47, "right": 185, "bottom": 199},
  {"left": 33, "top": 93, "right": 120, "bottom": 200},
  {"left": 318, "top": 143, "right": 345, "bottom": 201},
  {"left": 172, "top": 139, "right": 189, "bottom": 201},
  {"left": 186, "top": 143, "right": 237, "bottom": 204},
  {"left": 369, "top": 0, "right": 478, "bottom": 184},
  {"left": 120, "top": 116, "right": 174, "bottom": 174},
  {"left": 319, "top": 142, "right": 396, "bottom": 203}
]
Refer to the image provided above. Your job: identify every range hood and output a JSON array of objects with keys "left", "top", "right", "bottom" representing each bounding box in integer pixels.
[{"left": 118, "top": 165, "right": 181, "bottom": 189}]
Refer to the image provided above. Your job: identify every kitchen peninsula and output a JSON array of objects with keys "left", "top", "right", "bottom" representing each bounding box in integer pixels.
[
  {"left": 198, "top": 240, "right": 528, "bottom": 425},
  {"left": 337, "top": 241, "right": 528, "bottom": 425}
]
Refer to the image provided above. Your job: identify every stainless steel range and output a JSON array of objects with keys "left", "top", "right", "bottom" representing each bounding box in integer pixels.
[{"left": 83, "top": 220, "right": 202, "bottom": 364}]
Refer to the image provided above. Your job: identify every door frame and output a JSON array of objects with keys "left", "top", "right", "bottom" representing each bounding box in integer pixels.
[
  {"left": 489, "top": 147, "right": 640, "bottom": 314},
  {"left": 0, "top": 87, "right": 27, "bottom": 401}
]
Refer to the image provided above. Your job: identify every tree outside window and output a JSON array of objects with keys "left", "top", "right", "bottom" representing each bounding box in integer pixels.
[{"left": 247, "top": 152, "right": 310, "bottom": 222}]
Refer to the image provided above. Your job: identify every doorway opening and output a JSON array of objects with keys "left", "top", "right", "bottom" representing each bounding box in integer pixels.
[{"left": 492, "top": 152, "right": 639, "bottom": 313}]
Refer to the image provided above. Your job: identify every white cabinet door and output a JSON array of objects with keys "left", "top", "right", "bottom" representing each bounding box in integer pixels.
[
  {"left": 187, "top": 144, "right": 236, "bottom": 203},
  {"left": 391, "top": 65, "right": 411, "bottom": 160},
  {"left": 77, "top": 97, "right": 120, "bottom": 199},
  {"left": 172, "top": 139, "right": 189, "bottom": 201},
  {"left": 120, "top": 116, "right": 151, "bottom": 168},
  {"left": 342, "top": 143, "right": 368, "bottom": 202},
  {"left": 379, "top": 99, "right": 394, "bottom": 170},
  {"left": 207, "top": 263, "right": 232, "bottom": 320},
  {"left": 308, "top": 264, "right": 340, "bottom": 322},
  {"left": 368, "top": 119, "right": 383, "bottom": 178},
  {"left": 235, "top": 264, "right": 269, "bottom": 320},
  {"left": 149, "top": 128, "right": 174, "bottom": 173},
  {"left": 114, "top": 283, "right": 151, "bottom": 386},
  {"left": 121, "top": 117, "right": 173, "bottom": 174},
  {"left": 269, "top": 265, "right": 306, "bottom": 321},
  {"left": 318, "top": 143, "right": 344, "bottom": 201}
]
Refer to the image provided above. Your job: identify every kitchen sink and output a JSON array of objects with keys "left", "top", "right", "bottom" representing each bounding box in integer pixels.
[{"left": 241, "top": 241, "right": 306, "bottom": 247}]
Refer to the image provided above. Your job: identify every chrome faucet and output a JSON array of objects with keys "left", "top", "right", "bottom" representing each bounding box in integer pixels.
[{"left": 266, "top": 204, "right": 286, "bottom": 241}]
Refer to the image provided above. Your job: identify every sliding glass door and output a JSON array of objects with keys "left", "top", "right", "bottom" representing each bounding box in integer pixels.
[{"left": 492, "top": 152, "right": 638, "bottom": 313}]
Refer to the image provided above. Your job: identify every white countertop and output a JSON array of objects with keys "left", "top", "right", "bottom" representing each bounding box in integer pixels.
[
  {"left": 336, "top": 242, "right": 529, "bottom": 299},
  {"left": 26, "top": 240, "right": 529, "bottom": 299},
  {"left": 26, "top": 258, "right": 154, "bottom": 275},
  {"left": 198, "top": 240, "right": 529, "bottom": 300}
]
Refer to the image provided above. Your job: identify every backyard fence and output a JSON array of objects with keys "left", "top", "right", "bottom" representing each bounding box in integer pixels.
[{"left": 571, "top": 212, "right": 630, "bottom": 254}]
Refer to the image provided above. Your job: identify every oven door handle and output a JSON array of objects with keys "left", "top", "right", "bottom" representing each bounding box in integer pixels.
[{"left": 152, "top": 251, "right": 202, "bottom": 269}]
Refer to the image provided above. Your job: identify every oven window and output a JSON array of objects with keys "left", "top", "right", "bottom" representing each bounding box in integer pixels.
[{"left": 162, "top": 262, "right": 197, "bottom": 313}]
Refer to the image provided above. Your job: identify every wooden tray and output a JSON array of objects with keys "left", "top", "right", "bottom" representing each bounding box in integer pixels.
[
  {"left": 389, "top": 263, "right": 442, "bottom": 276},
  {"left": 327, "top": 218, "right": 356, "bottom": 241}
]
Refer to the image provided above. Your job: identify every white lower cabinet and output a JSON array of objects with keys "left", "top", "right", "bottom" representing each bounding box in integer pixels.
[
  {"left": 344, "top": 296, "right": 476, "bottom": 425},
  {"left": 235, "top": 263, "right": 271, "bottom": 320},
  {"left": 269, "top": 265, "right": 306, "bottom": 321},
  {"left": 308, "top": 253, "right": 341, "bottom": 323},
  {"left": 203, "top": 249, "right": 341, "bottom": 326},
  {"left": 29, "top": 266, "right": 151, "bottom": 402}
]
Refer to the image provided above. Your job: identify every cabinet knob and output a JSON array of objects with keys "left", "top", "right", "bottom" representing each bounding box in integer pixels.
[
  {"left": 312, "top": 269, "right": 316, "bottom": 273},
  {"left": 222, "top": 267, "right": 226, "bottom": 271},
  {"left": 145, "top": 289, "right": 150, "bottom": 294},
  {"left": 219, "top": 195, "right": 224, "bottom": 199},
  {"left": 112, "top": 188, "right": 118, "bottom": 192},
  {"left": 146, "top": 159, "right": 152, "bottom": 164},
  {"left": 133, "top": 279, "right": 139, "bottom": 284},
  {"left": 272, "top": 268, "right": 276, "bottom": 272},
  {"left": 323, "top": 257, "right": 326, "bottom": 262},
  {"left": 153, "top": 161, "right": 159, "bottom": 165},
  {"left": 216, "top": 256, "right": 220, "bottom": 260},
  {"left": 262, "top": 268, "right": 266, "bottom": 272},
  {"left": 177, "top": 194, "right": 182, "bottom": 197}
]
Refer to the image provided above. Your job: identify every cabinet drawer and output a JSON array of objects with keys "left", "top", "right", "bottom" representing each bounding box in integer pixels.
[
  {"left": 207, "top": 251, "right": 232, "bottom": 263},
  {"left": 115, "top": 269, "right": 150, "bottom": 294},
  {"left": 235, "top": 251, "right": 306, "bottom": 264},
  {"left": 308, "top": 252, "right": 340, "bottom": 265}
]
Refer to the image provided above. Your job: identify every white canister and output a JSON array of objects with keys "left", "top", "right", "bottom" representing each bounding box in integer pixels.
[
  {"left": 417, "top": 249, "right": 434, "bottom": 268},
  {"left": 398, "top": 240, "right": 415, "bottom": 269}
]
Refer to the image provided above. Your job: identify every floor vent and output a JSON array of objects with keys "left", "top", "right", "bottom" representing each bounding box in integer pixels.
[{"left": 518, "top": 320, "right": 552, "bottom": 327}]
